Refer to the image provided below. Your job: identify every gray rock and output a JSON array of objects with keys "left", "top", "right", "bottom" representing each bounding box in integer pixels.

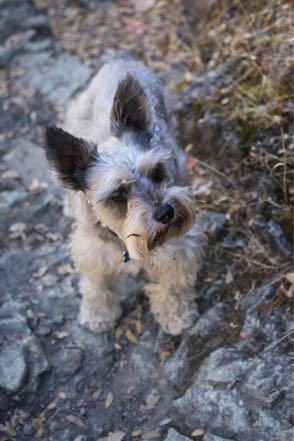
[
  {"left": 221, "top": 234, "right": 247, "bottom": 249},
  {"left": 196, "top": 211, "right": 226, "bottom": 238},
  {"left": 25, "top": 39, "right": 52, "bottom": 53},
  {"left": 165, "top": 304, "right": 229, "bottom": 387},
  {"left": 116, "top": 271, "right": 145, "bottom": 312},
  {"left": 22, "top": 14, "right": 48, "bottom": 30},
  {"left": 3, "top": 139, "right": 54, "bottom": 187},
  {"left": 241, "top": 352, "right": 292, "bottom": 406},
  {"left": 0, "top": 188, "right": 62, "bottom": 228},
  {"left": 198, "top": 279, "right": 226, "bottom": 305},
  {"left": 174, "top": 384, "right": 249, "bottom": 436},
  {"left": 0, "top": 346, "right": 26, "bottom": 393},
  {"left": 250, "top": 215, "right": 292, "bottom": 258},
  {"left": 163, "top": 428, "right": 191, "bottom": 441},
  {"left": 0, "top": 30, "right": 35, "bottom": 66},
  {"left": 17, "top": 52, "right": 92, "bottom": 104},
  {"left": 197, "top": 348, "right": 249, "bottom": 384},
  {"left": 0, "top": 309, "right": 49, "bottom": 396},
  {"left": 188, "top": 303, "right": 228, "bottom": 338},
  {"left": 52, "top": 347, "right": 83, "bottom": 380},
  {"left": 173, "top": 314, "right": 293, "bottom": 440},
  {"left": 129, "top": 328, "right": 159, "bottom": 381},
  {"left": 182, "top": 64, "right": 231, "bottom": 102},
  {"left": 240, "top": 283, "right": 276, "bottom": 312},
  {"left": 269, "top": 430, "right": 294, "bottom": 441},
  {"left": 0, "top": 0, "right": 36, "bottom": 42}
]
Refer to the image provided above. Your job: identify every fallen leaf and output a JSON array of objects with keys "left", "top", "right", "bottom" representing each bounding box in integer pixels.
[
  {"left": 57, "top": 264, "right": 74, "bottom": 275},
  {"left": 115, "top": 327, "right": 123, "bottom": 339},
  {"left": 28, "top": 178, "right": 48, "bottom": 193},
  {"left": 46, "top": 399, "right": 57, "bottom": 411},
  {"left": 285, "top": 272, "right": 294, "bottom": 284},
  {"left": 159, "top": 418, "right": 172, "bottom": 426},
  {"left": 159, "top": 351, "right": 170, "bottom": 360},
  {"left": 225, "top": 271, "right": 233, "bottom": 284},
  {"left": 32, "top": 414, "right": 45, "bottom": 437},
  {"left": 125, "top": 329, "right": 138, "bottom": 344},
  {"left": 9, "top": 222, "right": 26, "bottom": 234},
  {"left": 134, "top": 319, "right": 143, "bottom": 334},
  {"left": 191, "top": 428, "right": 205, "bottom": 437},
  {"left": 3, "top": 422, "right": 17, "bottom": 437},
  {"left": 35, "top": 265, "right": 48, "bottom": 278},
  {"left": 54, "top": 331, "right": 69, "bottom": 339},
  {"left": 105, "top": 392, "right": 113, "bottom": 408},
  {"left": 35, "top": 311, "right": 47, "bottom": 318},
  {"left": 107, "top": 432, "right": 125, "bottom": 441},
  {"left": 73, "top": 436, "right": 84, "bottom": 441},
  {"left": 66, "top": 414, "right": 85, "bottom": 428},
  {"left": 1, "top": 170, "right": 19, "bottom": 180},
  {"left": 98, "top": 432, "right": 125, "bottom": 441},
  {"left": 144, "top": 389, "right": 161, "bottom": 410},
  {"left": 141, "top": 431, "right": 160, "bottom": 439},
  {"left": 131, "top": 429, "right": 142, "bottom": 436},
  {"left": 91, "top": 389, "right": 101, "bottom": 401},
  {"left": 35, "top": 284, "right": 43, "bottom": 294},
  {"left": 127, "top": 386, "right": 136, "bottom": 394}
]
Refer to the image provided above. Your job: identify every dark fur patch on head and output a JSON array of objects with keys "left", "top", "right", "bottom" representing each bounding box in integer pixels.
[
  {"left": 44, "top": 125, "right": 97, "bottom": 191},
  {"left": 147, "top": 162, "right": 168, "bottom": 183},
  {"left": 110, "top": 73, "right": 151, "bottom": 142}
]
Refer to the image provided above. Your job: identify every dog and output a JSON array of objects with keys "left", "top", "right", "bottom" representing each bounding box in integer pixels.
[{"left": 43, "top": 57, "right": 204, "bottom": 335}]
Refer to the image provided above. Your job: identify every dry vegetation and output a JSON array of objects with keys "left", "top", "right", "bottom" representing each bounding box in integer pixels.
[{"left": 35, "top": 0, "right": 293, "bottom": 292}]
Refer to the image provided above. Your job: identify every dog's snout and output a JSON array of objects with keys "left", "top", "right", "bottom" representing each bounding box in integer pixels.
[{"left": 154, "top": 204, "right": 174, "bottom": 224}]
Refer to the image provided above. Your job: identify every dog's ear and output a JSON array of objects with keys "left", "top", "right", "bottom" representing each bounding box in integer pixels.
[
  {"left": 44, "top": 125, "right": 96, "bottom": 191},
  {"left": 110, "top": 73, "right": 151, "bottom": 140}
]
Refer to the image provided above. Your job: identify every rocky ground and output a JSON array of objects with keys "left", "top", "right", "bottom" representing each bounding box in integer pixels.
[{"left": 0, "top": 1, "right": 293, "bottom": 441}]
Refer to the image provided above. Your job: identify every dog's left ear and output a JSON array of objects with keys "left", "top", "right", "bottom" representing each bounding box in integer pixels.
[
  {"left": 44, "top": 125, "right": 96, "bottom": 191},
  {"left": 110, "top": 73, "right": 151, "bottom": 140}
]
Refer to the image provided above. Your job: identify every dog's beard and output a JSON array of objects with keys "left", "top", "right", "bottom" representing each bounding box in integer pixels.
[{"left": 123, "top": 187, "right": 195, "bottom": 259}]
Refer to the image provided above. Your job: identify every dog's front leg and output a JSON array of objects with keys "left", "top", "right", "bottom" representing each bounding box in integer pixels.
[
  {"left": 71, "top": 225, "right": 123, "bottom": 332},
  {"left": 145, "top": 236, "right": 202, "bottom": 335}
]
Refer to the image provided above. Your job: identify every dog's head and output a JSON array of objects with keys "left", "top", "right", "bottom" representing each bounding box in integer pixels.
[{"left": 44, "top": 74, "right": 195, "bottom": 259}]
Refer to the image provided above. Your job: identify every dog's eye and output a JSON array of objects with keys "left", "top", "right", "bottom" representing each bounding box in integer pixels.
[
  {"left": 149, "top": 163, "right": 167, "bottom": 183},
  {"left": 110, "top": 186, "right": 128, "bottom": 202}
]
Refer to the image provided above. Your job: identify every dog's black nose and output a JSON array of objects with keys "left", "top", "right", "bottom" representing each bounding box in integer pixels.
[{"left": 154, "top": 204, "right": 174, "bottom": 224}]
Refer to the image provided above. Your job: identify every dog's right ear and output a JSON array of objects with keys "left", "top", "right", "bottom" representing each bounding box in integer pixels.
[
  {"left": 43, "top": 126, "right": 96, "bottom": 191},
  {"left": 110, "top": 73, "right": 151, "bottom": 141}
]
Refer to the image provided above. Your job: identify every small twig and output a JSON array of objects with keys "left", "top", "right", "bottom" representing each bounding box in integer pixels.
[
  {"left": 126, "top": 233, "right": 142, "bottom": 239},
  {"left": 196, "top": 159, "right": 238, "bottom": 188},
  {"left": 280, "top": 126, "right": 288, "bottom": 204}
]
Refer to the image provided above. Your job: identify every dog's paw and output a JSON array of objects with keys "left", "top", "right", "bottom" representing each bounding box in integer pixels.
[
  {"left": 79, "top": 298, "right": 122, "bottom": 333},
  {"left": 150, "top": 296, "right": 199, "bottom": 336}
]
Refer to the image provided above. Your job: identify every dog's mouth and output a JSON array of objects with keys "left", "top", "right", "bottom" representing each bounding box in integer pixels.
[
  {"left": 124, "top": 194, "right": 195, "bottom": 258},
  {"left": 147, "top": 224, "right": 170, "bottom": 251},
  {"left": 125, "top": 223, "right": 170, "bottom": 255}
]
